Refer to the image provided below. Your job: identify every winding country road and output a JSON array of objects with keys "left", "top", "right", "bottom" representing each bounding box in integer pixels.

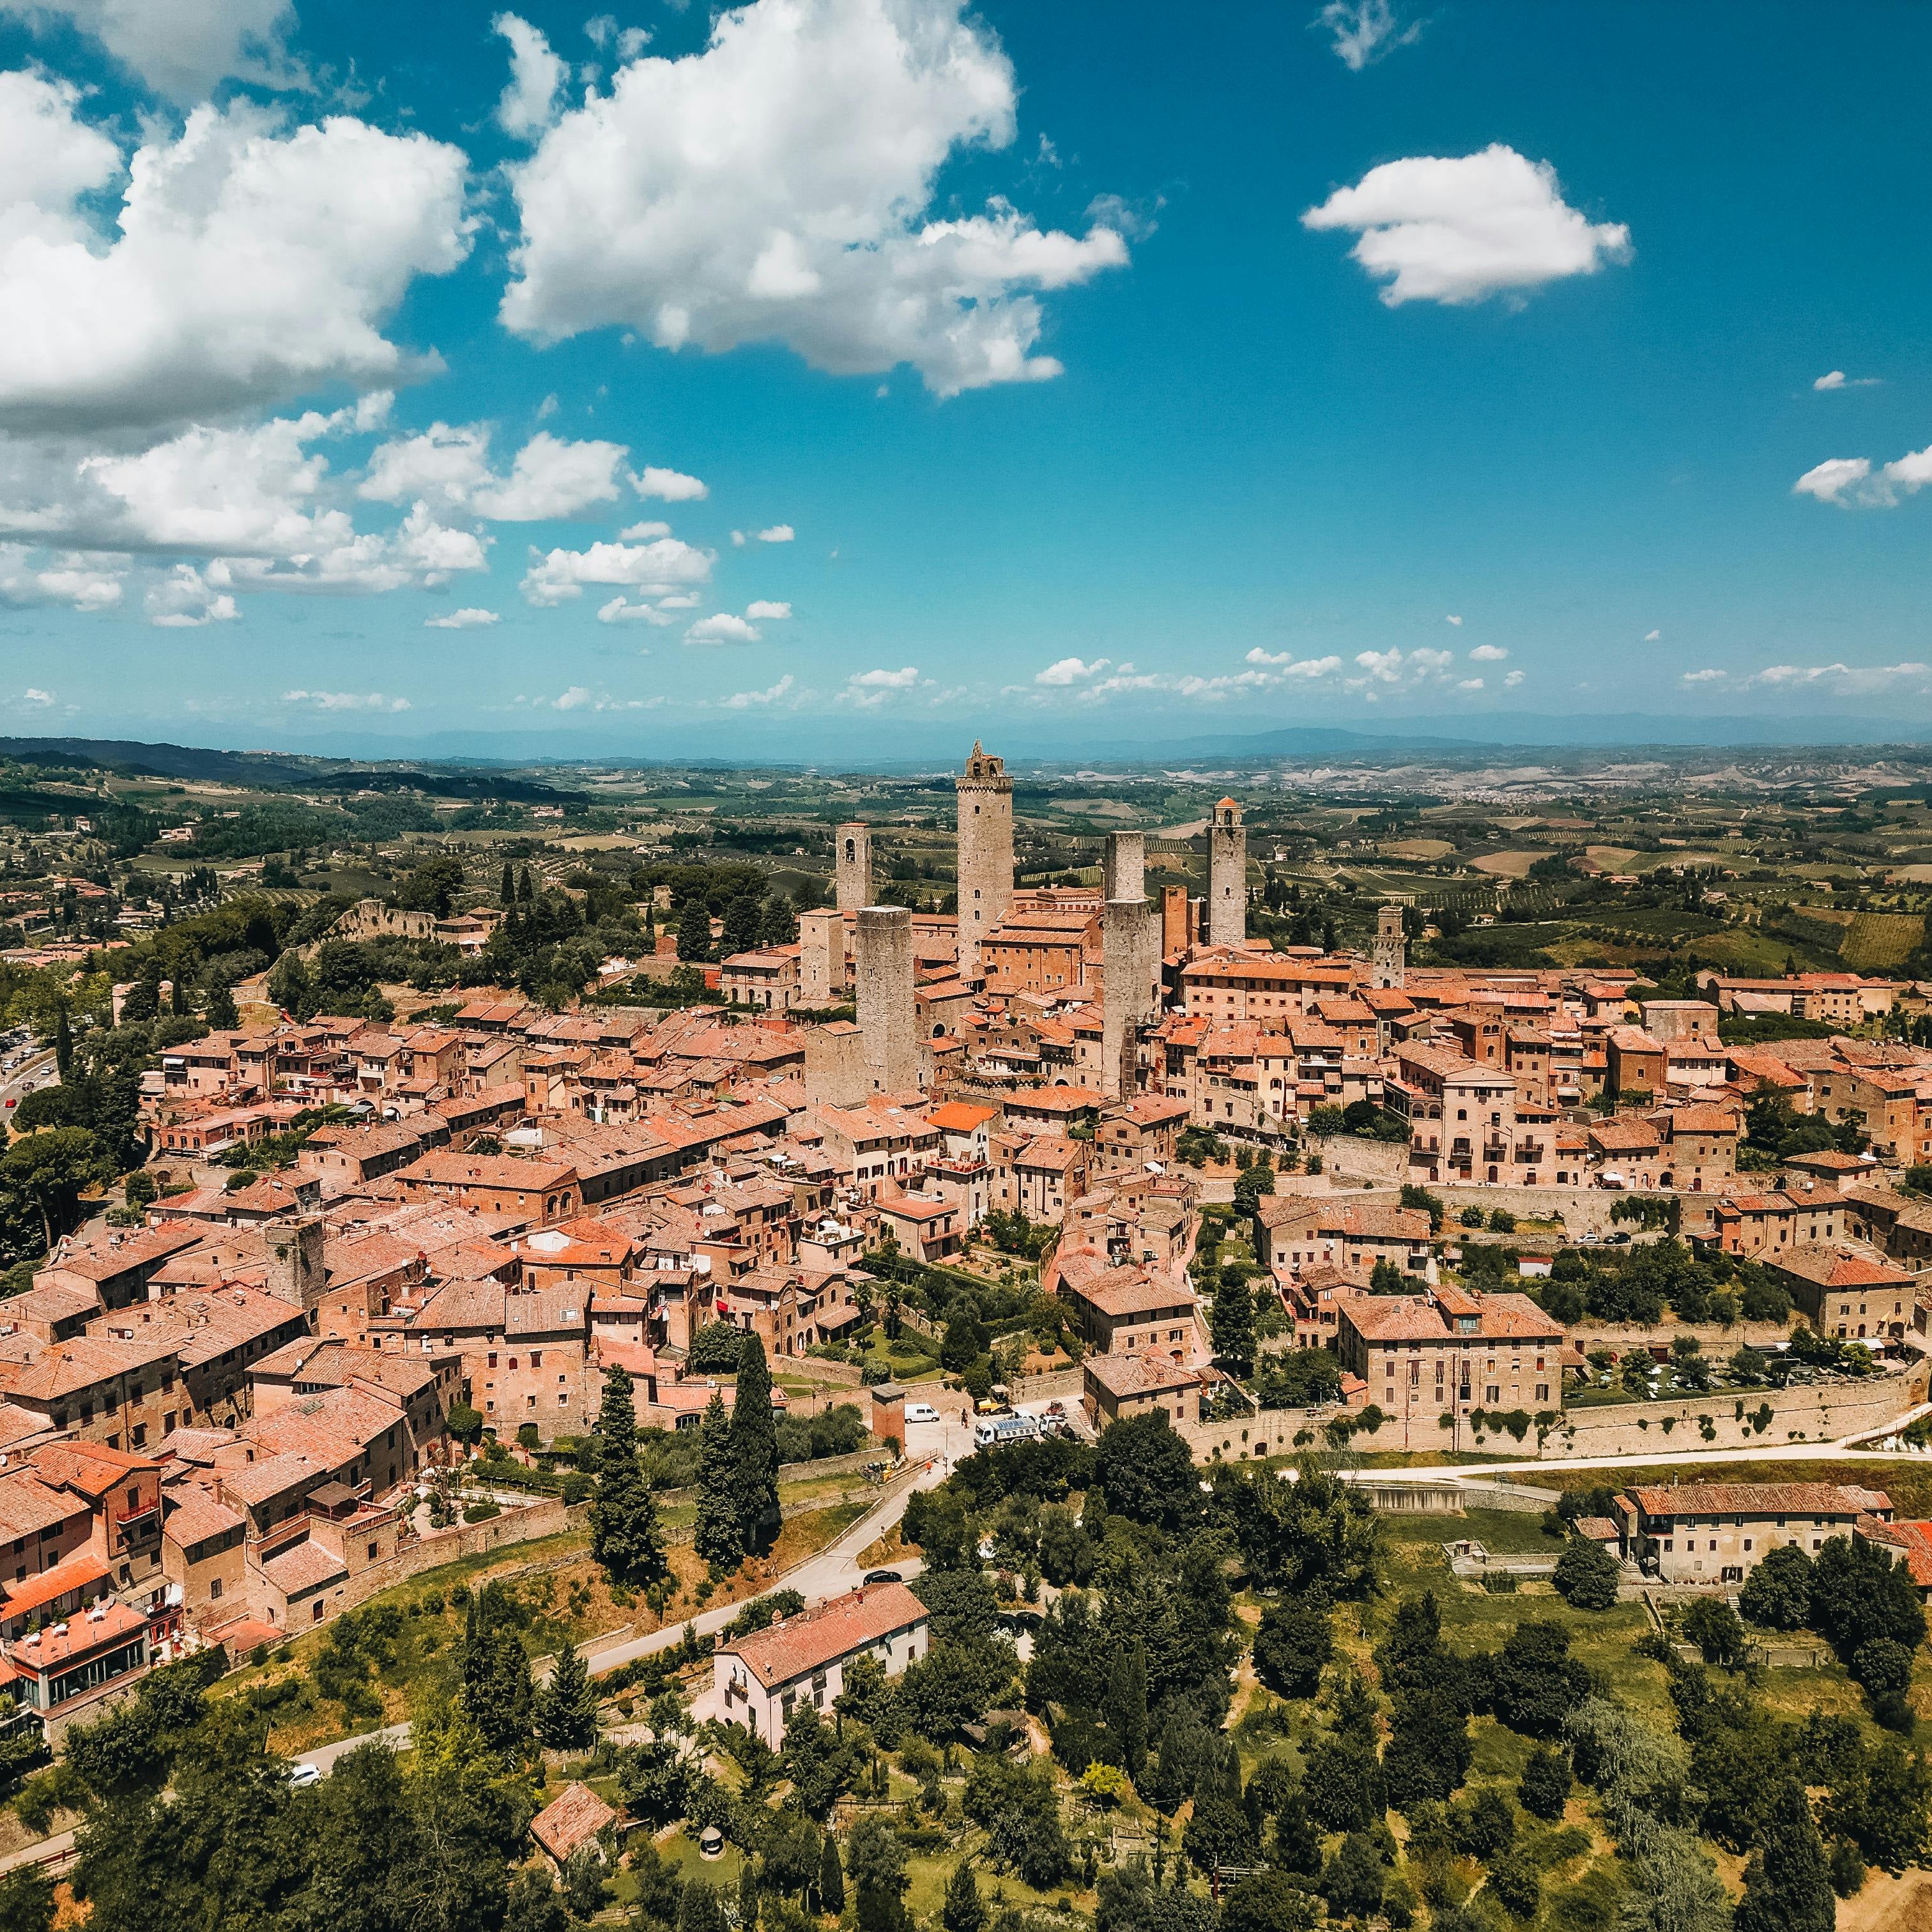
[{"left": 289, "top": 1440, "right": 954, "bottom": 1779}]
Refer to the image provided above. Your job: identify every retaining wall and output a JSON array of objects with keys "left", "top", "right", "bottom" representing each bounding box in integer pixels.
[
  {"left": 1013, "top": 1367, "right": 1087, "bottom": 1404},
  {"left": 776, "top": 1355, "right": 865, "bottom": 1387},
  {"left": 1537, "top": 1368, "right": 1926, "bottom": 1459},
  {"left": 1312, "top": 1136, "right": 1411, "bottom": 1187},
  {"left": 1175, "top": 1366, "right": 1924, "bottom": 1466}
]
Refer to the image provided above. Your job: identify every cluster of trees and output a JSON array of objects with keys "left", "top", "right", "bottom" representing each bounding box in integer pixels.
[
  {"left": 1738, "top": 1533, "right": 1927, "bottom": 1724},
  {"left": 1529, "top": 1241, "right": 1790, "bottom": 1330},
  {"left": 1740, "top": 1093, "right": 1869, "bottom": 1170},
  {"left": 0, "top": 1614, "right": 607, "bottom": 1932}
]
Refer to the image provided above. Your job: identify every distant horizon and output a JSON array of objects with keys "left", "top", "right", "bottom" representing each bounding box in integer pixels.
[{"left": 15, "top": 709, "right": 1932, "bottom": 776}]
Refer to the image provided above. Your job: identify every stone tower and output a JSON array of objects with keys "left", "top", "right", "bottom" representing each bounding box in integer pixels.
[
  {"left": 1101, "top": 829, "right": 1145, "bottom": 905},
  {"left": 798, "top": 907, "right": 842, "bottom": 1007},
  {"left": 856, "top": 905, "right": 918, "bottom": 1096},
  {"left": 955, "top": 740, "right": 1014, "bottom": 983},
  {"left": 835, "top": 823, "right": 872, "bottom": 914},
  {"left": 1101, "top": 833, "right": 1160, "bottom": 1100},
  {"left": 1208, "top": 797, "right": 1246, "bottom": 947},
  {"left": 1161, "top": 884, "right": 1192, "bottom": 956},
  {"left": 1373, "top": 900, "right": 1408, "bottom": 989}
]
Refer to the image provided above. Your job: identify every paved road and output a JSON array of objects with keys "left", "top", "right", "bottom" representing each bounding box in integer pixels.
[
  {"left": 0, "top": 1828, "right": 75, "bottom": 1878},
  {"left": 294, "top": 1720, "right": 413, "bottom": 1777},
  {"left": 294, "top": 1453, "right": 949, "bottom": 1775},
  {"left": 574, "top": 1456, "right": 940, "bottom": 1680},
  {"left": 0, "top": 1049, "right": 55, "bottom": 1116}
]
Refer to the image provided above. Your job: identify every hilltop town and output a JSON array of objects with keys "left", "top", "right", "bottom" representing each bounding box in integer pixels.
[{"left": 0, "top": 735, "right": 1928, "bottom": 1927}]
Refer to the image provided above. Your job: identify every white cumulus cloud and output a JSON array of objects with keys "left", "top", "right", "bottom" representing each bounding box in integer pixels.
[
  {"left": 0, "top": 90, "right": 470, "bottom": 433},
  {"left": 841, "top": 664, "right": 923, "bottom": 707},
  {"left": 1347, "top": 645, "right": 1458, "bottom": 694},
  {"left": 1681, "top": 668, "right": 1726, "bottom": 684},
  {"left": 1503, "top": 669, "right": 1524, "bottom": 687},
  {"left": 597, "top": 596, "right": 674, "bottom": 625},
  {"left": 1302, "top": 143, "right": 1630, "bottom": 307},
  {"left": 687, "top": 611, "right": 762, "bottom": 645},
  {"left": 1793, "top": 457, "right": 1872, "bottom": 504},
  {"left": 1644, "top": 629, "right": 1660, "bottom": 641},
  {"left": 1444, "top": 613, "right": 1462, "bottom": 626},
  {"left": 494, "top": 13, "right": 567, "bottom": 138},
  {"left": 0, "top": 542, "right": 124, "bottom": 612},
  {"left": 1243, "top": 648, "right": 1344, "bottom": 678},
  {"left": 1034, "top": 656, "right": 1110, "bottom": 686},
  {"left": 144, "top": 564, "right": 238, "bottom": 627},
  {"left": 721, "top": 674, "right": 797, "bottom": 709},
  {"left": 521, "top": 535, "right": 712, "bottom": 606},
  {"left": 745, "top": 600, "right": 792, "bottom": 620},
  {"left": 1814, "top": 370, "right": 1880, "bottom": 390},
  {"left": 424, "top": 607, "right": 500, "bottom": 629},
  {"left": 498, "top": 0, "right": 1130, "bottom": 395},
  {"left": 756, "top": 523, "right": 795, "bottom": 543},
  {"left": 362, "top": 426, "right": 626, "bottom": 521},
  {"left": 631, "top": 464, "right": 707, "bottom": 501},
  {"left": 0, "top": 0, "right": 302, "bottom": 103},
  {"left": 1800, "top": 443, "right": 1932, "bottom": 508},
  {"left": 1468, "top": 643, "right": 1508, "bottom": 662},
  {"left": 473, "top": 433, "right": 625, "bottom": 519}
]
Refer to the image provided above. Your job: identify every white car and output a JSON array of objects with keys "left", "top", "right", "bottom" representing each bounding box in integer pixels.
[
  {"left": 288, "top": 1761, "right": 323, "bottom": 1788},
  {"left": 904, "top": 1401, "right": 940, "bottom": 1423}
]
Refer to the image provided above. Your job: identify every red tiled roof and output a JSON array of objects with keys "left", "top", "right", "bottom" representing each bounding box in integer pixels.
[
  {"left": 532, "top": 1782, "right": 618, "bottom": 1862},
  {"left": 721, "top": 1582, "right": 927, "bottom": 1691},
  {"left": 0, "top": 1548, "right": 110, "bottom": 1618},
  {"left": 1627, "top": 1482, "right": 1883, "bottom": 1519}
]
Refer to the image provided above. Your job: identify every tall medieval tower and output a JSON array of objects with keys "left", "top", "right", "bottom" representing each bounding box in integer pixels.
[
  {"left": 955, "top": 740, "right": 1013, "bottom": 983},
  {"left": 1208, "top": 796, "right": 1246, "bottom": 947},
  {"left": 1373, "top": 900, "right": 1408, "bottom": 988},
  {"left": 834, "top": 823, "right": 872, "bottom": 913}
]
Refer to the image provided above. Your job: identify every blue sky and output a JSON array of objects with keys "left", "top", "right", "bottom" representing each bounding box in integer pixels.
[{"left": 0, "top": 0, "right": 1929, "bottom": 755}]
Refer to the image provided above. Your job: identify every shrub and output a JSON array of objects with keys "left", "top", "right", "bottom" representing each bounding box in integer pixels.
[{"left": 1552, "top": 1541, "right": 1620, "bottom": 1612}]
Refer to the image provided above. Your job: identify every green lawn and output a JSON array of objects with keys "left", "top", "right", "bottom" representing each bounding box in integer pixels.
[{"left": 1382, "top": 1507, "right": 1560, "bottom": 1556}]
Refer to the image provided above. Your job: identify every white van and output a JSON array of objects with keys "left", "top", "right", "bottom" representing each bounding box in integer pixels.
[{"left": 904, "top": 1401, "right": 940, "bottom": 1424}]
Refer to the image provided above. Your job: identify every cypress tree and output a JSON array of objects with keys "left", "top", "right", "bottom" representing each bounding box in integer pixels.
[
  {"left": 1273, "top": 1781, "right": 1323, "bottom": 1876},
  {"left": 693, "top": 1390, "right": 743, "bottom": 1573},
  {"left": 500, "top": 861, "right": 516, "bottom": 907},
  {"left": 730, "top": 1335, "right": 781, "bottom": 1556},
  {"left": 737, "top": 1860, "right": 760, "bottom": 1932},
  {"left": 52, "top": 1006, "right": 71, "bottom": 1081},
  {"left": 1103, "top": 1638, "right": 1149, "bottom": 1781},
  {"left": 535, "top": 1639, "right": 600, "bottom": 1752},
  {"left": 589, "top": 1367, "right": 666, "bottom": 1586},
  {"left": 817, "top": 1836, "right": 845, "bottom": 1917},
  {"left": 1735, "top": 1781, "right": 1836, "bottom": 1932},
  {"left": 461, "top": 1584, "right": 534, "bottom": 1754},
  {"left": 677, "top": 893, "right": 714, "bottom": 963},
  {"left": 519, "top": 866, "right": 534, "bottom": 903},
  {"left": 940, "top": 1860, "right": 985, "bottom": 1932},
  {"left": 1209, "top": 1268, "right": 1256, "bottom": 1377}
]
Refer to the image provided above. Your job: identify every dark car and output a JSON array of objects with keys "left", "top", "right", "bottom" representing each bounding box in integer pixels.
[{"left": 862, "top": 1569, "right": 903, "bottom": 1586}]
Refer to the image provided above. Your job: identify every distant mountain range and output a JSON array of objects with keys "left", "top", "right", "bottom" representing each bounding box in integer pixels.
[{"left": 8, "top": 710, "right": 1932, "bottom": 780}]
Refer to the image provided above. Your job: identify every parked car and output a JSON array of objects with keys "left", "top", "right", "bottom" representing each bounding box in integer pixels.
[
  {"left": 904, "top": 1401, "right": 940, "bottom": 1423},
  {"left": 288, "top": 1762, "right": 322, "bottom": 1789},
  {"left": 862, "top": 1569, "right": 903, "bottom": 1586}
]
